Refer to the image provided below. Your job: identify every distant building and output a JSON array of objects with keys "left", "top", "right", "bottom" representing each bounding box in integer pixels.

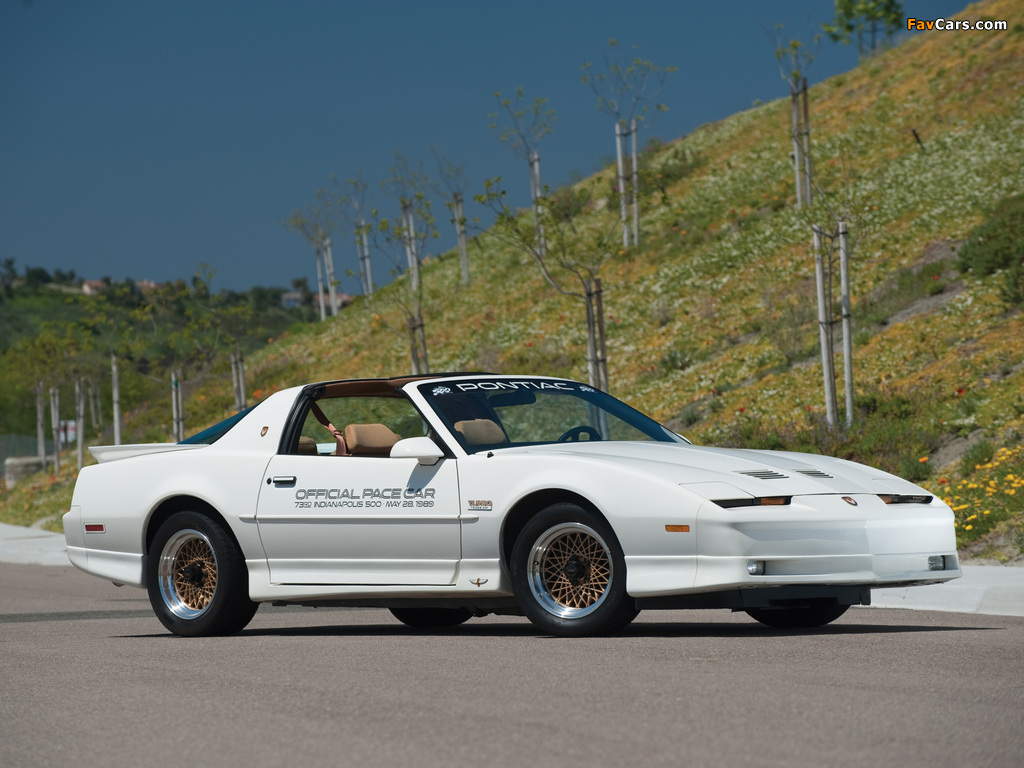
[
  {"left": 281, "top": 291, "right": 303, "bottom": 309},
  {"left": 316, "top": 291, "right": 354, "bottom": 310},
  {"left": 81, "top": 280, "right": 106, "bottom": 296}
]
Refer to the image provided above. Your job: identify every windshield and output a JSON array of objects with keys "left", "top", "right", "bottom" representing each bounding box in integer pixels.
[{"left": 417, "top": 379, "right": 684, "bottom": 453}]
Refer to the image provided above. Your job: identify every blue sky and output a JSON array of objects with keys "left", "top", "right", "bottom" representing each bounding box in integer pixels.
[{"left": 0, "top": 0, "right": 966, "bottom": 294}]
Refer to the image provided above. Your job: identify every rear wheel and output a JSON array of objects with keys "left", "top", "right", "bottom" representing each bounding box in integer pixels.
[
  {"left": 147, "top": 511, "right": 257, "bottom": 637},
  {"left": 389, "top": 607, "right": 473, "bottom": 628},
  {"left": 511, "top": 503, "right": 637, "bottom": 637},
  {"left": 745, "top": 602, "right": 849, "bottom": 629}
]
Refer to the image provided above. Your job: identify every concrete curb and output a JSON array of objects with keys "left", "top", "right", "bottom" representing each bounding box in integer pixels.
[
  {"left": 0, "top": 522, "right": 71, "bottom": 567},
  {"left": 867, "top": 565, "right": 1024, "bottom": 617},
  {"left": 1, "top": 522, "right": 1021, "bottom": 617}
]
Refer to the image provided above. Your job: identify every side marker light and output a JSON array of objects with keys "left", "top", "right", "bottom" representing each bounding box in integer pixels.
[{"left": 665, "top": 525, "right": 690, "bottom": 533}]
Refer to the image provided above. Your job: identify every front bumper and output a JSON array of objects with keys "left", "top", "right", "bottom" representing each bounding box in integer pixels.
[{"left": 626, "top": 493, "right": 961, "bottom": 598}]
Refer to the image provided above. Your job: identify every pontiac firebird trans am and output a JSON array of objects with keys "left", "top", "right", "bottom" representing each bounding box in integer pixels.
[{"left": 63, "top": 374, "right": 961, "bottom": 637}]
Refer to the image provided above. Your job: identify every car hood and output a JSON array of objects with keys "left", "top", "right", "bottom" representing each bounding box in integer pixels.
[{"left": 498, "top": 441, "right": 928, "bottom": 498}]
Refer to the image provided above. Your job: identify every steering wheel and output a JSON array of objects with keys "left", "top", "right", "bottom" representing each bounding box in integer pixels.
[{"left": 556, "top": 425, "right": 602, "bottom": 442}]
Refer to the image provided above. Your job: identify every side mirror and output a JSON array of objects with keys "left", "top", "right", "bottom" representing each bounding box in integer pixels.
[{"left": 390, "top": 437, "right": 444, "bottom": 466}]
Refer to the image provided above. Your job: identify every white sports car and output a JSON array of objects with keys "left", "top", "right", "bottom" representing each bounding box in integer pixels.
[{"left": 63, "top": 374, "right": 960, "bottom": 637}]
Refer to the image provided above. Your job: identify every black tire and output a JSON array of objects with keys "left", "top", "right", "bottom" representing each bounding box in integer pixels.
[
  {"left": 389, "top": 607, "right": 473, "bottom": 628},
  {"left": 511, "top": 503, "right": 638, "bottom": 637},
  {"left": 745, "top": 602, "right": 849, "bottom": 629},
  {"left": 147, "top": 511, "right": 258, "bottom": 637}
]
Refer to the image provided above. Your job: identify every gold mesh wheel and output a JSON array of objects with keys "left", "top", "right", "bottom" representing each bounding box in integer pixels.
[
  {"left": 157, "top": 529, "right": 219, "bottom": 619},
  {"left": 527, "top": 522, "right": 613, "bottom": 619}
]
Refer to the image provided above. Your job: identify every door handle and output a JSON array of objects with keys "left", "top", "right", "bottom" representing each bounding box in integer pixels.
[{"left": 272, "top": 476, "right": 297, "bottom": 486}]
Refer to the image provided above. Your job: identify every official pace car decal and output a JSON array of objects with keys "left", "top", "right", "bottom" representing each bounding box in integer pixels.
[{"left": 294, "top": 486, "right": 435, "bottom": 509}]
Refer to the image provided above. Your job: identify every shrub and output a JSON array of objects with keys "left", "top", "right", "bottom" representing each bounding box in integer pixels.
[
  {"left": 958, "top": 193, "right": 1024, "bottom": 277},
  {"left": 962, "top": 439, "right": 995, "bottom": 471}
]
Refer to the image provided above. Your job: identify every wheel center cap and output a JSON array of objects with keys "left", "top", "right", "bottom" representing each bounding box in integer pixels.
[
  {"left": 563, "top": 556, "right": 588, "bottom": 583},
  {"left": 181, "top": 563, "right": 205, "bottom": 585}
]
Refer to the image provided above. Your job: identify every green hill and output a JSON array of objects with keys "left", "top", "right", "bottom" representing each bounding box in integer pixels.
[{"left": 3, "top": 0, "right": 1023, "bottom": 559}]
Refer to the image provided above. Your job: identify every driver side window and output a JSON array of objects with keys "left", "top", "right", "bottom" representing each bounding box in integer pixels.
[{"left": 295, "top": 396, "right": 428, "bottom": 456}]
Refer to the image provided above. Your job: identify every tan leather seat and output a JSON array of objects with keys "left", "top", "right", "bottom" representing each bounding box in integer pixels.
[
  {"left": 454, "top": 419, "right": 508, "bottom": 446},
  {"left": 344, "top": 423, "right": 402, "bottom": 456},
  {"left": 296, "top": 436, "right": 318, "bottom": 455}
]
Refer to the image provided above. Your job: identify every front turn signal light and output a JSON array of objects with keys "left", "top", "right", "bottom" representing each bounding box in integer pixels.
[{"left": 878, "top": 494, "right": 933, "bottom": 505}]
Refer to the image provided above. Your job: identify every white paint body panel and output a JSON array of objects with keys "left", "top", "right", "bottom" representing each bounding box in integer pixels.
[{"left": 64, "top": 377, "right": 960, "bottom": 609}]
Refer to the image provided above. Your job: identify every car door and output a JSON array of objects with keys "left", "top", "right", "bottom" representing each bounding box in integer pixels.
[{"left": 255, "top": 451, "right": 461, "bottom": 585}]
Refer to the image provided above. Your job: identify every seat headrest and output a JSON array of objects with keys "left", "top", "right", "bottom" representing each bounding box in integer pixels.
[
  {"left": 297, "top": 436, "right": 318, "bottom": 455},
  {"left": 454, "top": 419, "right": 507, "bottom": 446},
  {"left": 344, "top": 423, "right": 402, "bottom": 456}
]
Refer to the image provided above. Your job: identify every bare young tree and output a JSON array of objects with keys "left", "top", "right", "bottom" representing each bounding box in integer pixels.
[
  {"left": 432, "top": 146, "right": 473, "bottom": 286},
  {"left": 360, "top": 153, "right": 440, "bottom": 374},
  {"left": 489, "top": 87, "right": 557, "bottom": 262},
  {"left": 477, "top": 177, "right": 628, "bottom": 392},
  {"left": 581, "top": 40, "right": 676, "bottom": 246},
  {"left": 330, "top": 173, "right": 375, "bottom": 296},
  {"left": 769, "top": 24, "right": 820, "bottom": 209},
  {"left": 284, "top": 194, "right": 338, "bottom": 320}
]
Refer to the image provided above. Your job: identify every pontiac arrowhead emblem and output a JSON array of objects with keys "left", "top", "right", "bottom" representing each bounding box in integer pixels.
[{"left": 470, "top": 578, "right": 488, "bottom": 587}]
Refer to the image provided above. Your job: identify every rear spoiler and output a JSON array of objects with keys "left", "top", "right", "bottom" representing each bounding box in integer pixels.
[{"left": 88, "top": 444, "right": 206, "bottom": 464}]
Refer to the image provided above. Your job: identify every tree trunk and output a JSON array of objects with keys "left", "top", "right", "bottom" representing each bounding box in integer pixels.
[
  {"left": 791, "top": 84, "right": 803, "bottom": 209},
  {"left": 417, "top": 311, "right": 429, "bottom": 374},
  {"left": 323, "top": 238, "right": 339, "bottom": 316},
  {"left": 315, "top": 248, "right": 326, "bottom": 321},
  {"left": 49, "top": 386, "right": 60, "bottom": 474},
  {"left": 454, "top": 192, "right": 470, "bottom": 286},
  {"left": 171, "top": 370, "right": 179, "bottom": 442},
  {"left": 36, "top": 382, "right": 46, "bottom": 468},
  {"left": 358, "top": 217, "right": 373, "bottom": 295},
  {"left": 407, "top": 316, "right": 422, "bottom": 375},
  {"left": 237, "top": 352, "right": 246, "bottom": 410},
  {"left": 584, "top": 282, "right": 599, "bottom": 389},
  {"left": 813, "top": 227, "right": 837, "bottom": 425},
  {"left": 801, "top": 78, "right": 813, "bottom": 207},
  {"left": 529, "top": 150, "right": 546, "bottom": 262},
  {"left": 630, "top": 119, "right": 639, "bottom": 246},
  {"left": 615, "top": 122, "right": 628, "bottom": 247},
  {"left": 75, "top": 378, "right": 85, "bottom": 471},
  {"left": 594, "top": 277, "right": 609, "bottom": 393},
  {"left": 839, "top": 222, "right": 853, "bottom": 427},
  {"left": 111, "top": 354, "right": 122, "bottom": 446},
  {"left": 401, "top": 201, "right": 421, "bottom": 293}
]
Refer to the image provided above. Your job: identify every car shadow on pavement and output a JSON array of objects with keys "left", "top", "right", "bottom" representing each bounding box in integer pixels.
[{"left": 116, "top": 619, "right": 1003, "bottom": 640}]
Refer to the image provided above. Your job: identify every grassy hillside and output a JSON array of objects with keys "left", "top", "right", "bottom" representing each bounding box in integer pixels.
[{"left": 5, "top": 0, "right": 1023, "bottom": 558}]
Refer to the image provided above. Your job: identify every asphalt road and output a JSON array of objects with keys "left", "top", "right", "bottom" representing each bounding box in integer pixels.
[{"left": 2, "top": 564, "right": 1022, "bottom": 768}]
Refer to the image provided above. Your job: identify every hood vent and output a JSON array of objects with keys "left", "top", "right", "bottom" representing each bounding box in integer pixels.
[
  {"left": 736, "top": 469, "right": 788, "bottom": 480},
  {"left": 796, "top": 469, "right": 833, "bottom": 479}
]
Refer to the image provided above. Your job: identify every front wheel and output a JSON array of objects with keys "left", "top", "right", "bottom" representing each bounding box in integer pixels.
[
  {"left": 745, "top": 602, "right": 849, "bottom": 629},
  {"left": 511, "top": 503, "right": 637, "bottom": 637},
  {"left": 389, "top": 607, "right": 473, "bottom": 628},
  {"left": 147, "top": 511, "right": 257, "bottom": 637}
]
